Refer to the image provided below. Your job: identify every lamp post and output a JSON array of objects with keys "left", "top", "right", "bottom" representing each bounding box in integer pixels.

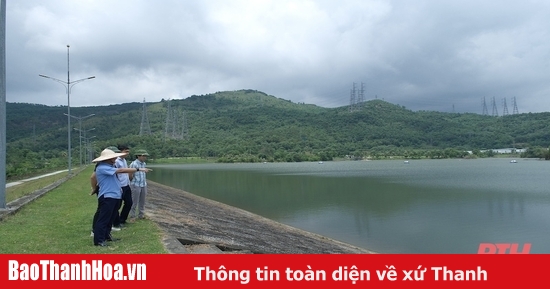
[
  {"left": 79, "top": 129, "right": 95, "bottom": 164},
  {"left": 84, "top": 135, "right": 97, "bottom": 163},
  {"left": 1, "top": 0, "right": 6, "bottom": 209},
  {"left": 67, "top": 113, "right": 95, "bottom": 167},
  {"left": 39, "top": 45, "right": 95, "bottom": 174}
]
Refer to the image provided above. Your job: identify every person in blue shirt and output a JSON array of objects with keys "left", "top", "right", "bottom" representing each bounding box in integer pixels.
[
  {"left": 92, "top": 149, "right": 152, "bottom": 247},
  {"left": 90, "top": 146, "right": 122, "bottom": 236}
]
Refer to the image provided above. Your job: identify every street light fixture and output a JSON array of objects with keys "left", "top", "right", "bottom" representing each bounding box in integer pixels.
[
  {"left": 67, "top": 113, "right": 95, "bottom": 167},
  {"left": 39, "top": 45, "right": 95, "bottom": 174},
  {"left": 77, "top": 127, "right": 95, "bottom": 143}
]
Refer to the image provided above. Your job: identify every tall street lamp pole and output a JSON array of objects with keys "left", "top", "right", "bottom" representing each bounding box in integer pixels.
[
  {"left": 79, "top": 128, "right": 96, "bottom": 164},
  {"left": 66, "top": 113, "right": 95, "bottom": 167},
  {"left": 85, "top": 135, "right": 97, "bottom": 163},
  {"left": 0, "top": 0, "right": 6, "bottom": 209},
  {"left": 39, "top": 45, "right": 95, "bottom": 174}
]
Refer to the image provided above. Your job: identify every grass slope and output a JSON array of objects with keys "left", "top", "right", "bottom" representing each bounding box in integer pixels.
[{"left": 0, "top": 167, "right": 167, "bottom": 254}]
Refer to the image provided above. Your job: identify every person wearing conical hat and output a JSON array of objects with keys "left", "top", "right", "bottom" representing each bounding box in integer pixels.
[
  {"left": 91, "top": 148, "right": 152, "bottom": 247},
  {"left": 89, "top": 146, "right": 121, "bottom": 238}
]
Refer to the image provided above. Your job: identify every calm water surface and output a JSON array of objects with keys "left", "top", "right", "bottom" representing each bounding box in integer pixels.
[{"left": 147, "top": 159, "right": 550, "bottom": 253}]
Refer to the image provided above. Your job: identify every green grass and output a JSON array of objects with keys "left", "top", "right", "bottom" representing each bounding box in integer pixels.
[{"left": 0, "top": 166, "right": 168, "bottom": 253}]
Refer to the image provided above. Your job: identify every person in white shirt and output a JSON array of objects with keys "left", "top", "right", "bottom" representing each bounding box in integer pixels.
[{"left": 112, "top": 144, "right": 133, "bottom": 229}]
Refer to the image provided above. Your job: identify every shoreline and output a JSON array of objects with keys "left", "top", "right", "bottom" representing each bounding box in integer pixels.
[{"left": 146, "top": 181, "right": 375, "bottom": 254}]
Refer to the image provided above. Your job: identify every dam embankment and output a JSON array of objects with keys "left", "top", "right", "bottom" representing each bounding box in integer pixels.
[{"left": 146, "top": 181, "right": 374, "bottom": 254}]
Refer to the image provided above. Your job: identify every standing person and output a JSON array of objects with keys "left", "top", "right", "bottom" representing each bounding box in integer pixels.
[
  {"left": 89, "top": 162, "right": 100, "bottom": 237},
  {"left": 92, "top": 149, "right": 151, "bottom": 247},
  {"left": 129, "top": 149, "right": 150, "bottom": 221},
  {"left": 90, "top": 146, "right": 120, "bottom": 237},
  {"left": 112, "top": 144, "right": 133, "bottom": 230}
]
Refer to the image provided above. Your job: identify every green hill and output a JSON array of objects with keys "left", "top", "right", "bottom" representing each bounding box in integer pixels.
[{"left": 6, "top": 89, "right": 550, "bottom": 178}]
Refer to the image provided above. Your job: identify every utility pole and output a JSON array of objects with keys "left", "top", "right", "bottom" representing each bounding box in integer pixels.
[
  {"left": 84, "top": 135, "right": 96, "bottom": 164},
  {"left": 0, "top": 0, "right": 7, "bottom": 209},
  {"left": 39, "top": 45, "right": 95, "bottom": 175},
  {"left": 66, "top": 113, "right": 94, "bottom": 167}
]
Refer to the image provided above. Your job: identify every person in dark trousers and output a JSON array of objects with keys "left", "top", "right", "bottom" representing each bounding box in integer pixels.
[
  {"left": 111, "top": 144, "right": 133, "bottom": 230},
  {"left": 90, "top": 146, "right": 122, "bottom": 236},
  {"left": 90, "top": 162, "right": 100, "bottom": 237},
  {"left": 92, "top": 148, "right": 152, "bottom": 247}
]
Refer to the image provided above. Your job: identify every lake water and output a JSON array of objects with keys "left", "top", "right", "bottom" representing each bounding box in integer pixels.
[{"left": 147, "top": 158, "right": 550, "bottom": 253}]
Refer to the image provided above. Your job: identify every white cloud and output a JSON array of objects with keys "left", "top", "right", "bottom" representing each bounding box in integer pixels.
[{"left": 5, "top": 0, "right": 550, "bottom": 113}]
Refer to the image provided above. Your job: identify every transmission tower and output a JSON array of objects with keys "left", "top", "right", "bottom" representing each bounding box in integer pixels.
[
  {"left": 164, "top": 99, "right": 173, "bottom": 139},
  {"left": 482, "top": 97, "right": 488, "bottom": 115},
  {"left": 491, "top": 97, "right": 498, "bottom": 117},
  {"left": 502, "top": 98, "right": 509, "bottom": 116},
  {"left": 349, "top": 82, "right": 356, "bottom": 112},
  {"left": 171, "top": 110, "right": 178, "bottom": 138},
  {"left": 357, "top": 82, "right": 365, "bottom": 109},
  {"left": 181, "top": 110, "right": 189, "bottom": 140},
  {"left": 139, "top": 98, "right": 151, "bottom": 135},
  {"left": 164, "top": 100, "right": 188, "bottom": 140},
  {"left": 512, "top": 96, "right": 519, "bottom": 114}
]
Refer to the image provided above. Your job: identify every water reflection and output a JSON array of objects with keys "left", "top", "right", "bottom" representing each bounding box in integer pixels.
[{"left": 148, "top": 160, "right": 550, "bottom": 253}]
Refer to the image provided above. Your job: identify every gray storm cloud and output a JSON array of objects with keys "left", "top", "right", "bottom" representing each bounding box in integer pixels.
[{"left": 5, "top": 0, "right": 550, "bottom": 113}]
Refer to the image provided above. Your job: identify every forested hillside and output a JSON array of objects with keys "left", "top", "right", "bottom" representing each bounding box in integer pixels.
[{"left": 6, "top": 89, "right": 550, "bottom": 178}]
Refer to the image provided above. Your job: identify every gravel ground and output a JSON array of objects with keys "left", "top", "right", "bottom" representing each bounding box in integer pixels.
[{"left": 146, "top": 181, "right": 374, "bottom": 254}]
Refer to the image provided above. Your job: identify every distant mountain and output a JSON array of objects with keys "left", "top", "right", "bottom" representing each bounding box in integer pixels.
[{"left": 6, "top": 89, "right": 550, "bottom": 177}]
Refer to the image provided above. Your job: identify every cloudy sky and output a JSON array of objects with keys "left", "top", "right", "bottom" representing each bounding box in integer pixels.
[{"left": 5, "top": 0, "right": 550, "bottom": 113}]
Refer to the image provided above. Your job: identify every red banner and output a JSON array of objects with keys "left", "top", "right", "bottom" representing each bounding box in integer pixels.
[{"left": 0, "top": 254, "right": 545, "bottom": 288}]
